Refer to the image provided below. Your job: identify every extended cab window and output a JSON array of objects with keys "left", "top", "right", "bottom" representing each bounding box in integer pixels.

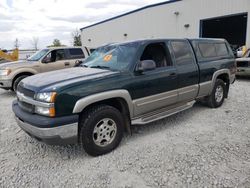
[
  {"left": 198, "top": 43, "right": 217, "bottom": 58},
  {"left": 215, "top": 43, "right": 229, "bottom": 56},
  {"left": 171, "top": 41, "right": 195, "bottom": 65},
  {"left": 140, "top": 43, "right": 171, "bottom": 68},
  {"left": 69, "top": 48, "right": 85, "bottom": 59}
]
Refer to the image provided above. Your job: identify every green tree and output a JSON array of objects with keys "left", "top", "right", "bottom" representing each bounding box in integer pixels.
[
  {"left": 47, "top": 39, "right": 65, "bottom": 47},
  {"left": 52, "top": 39, "right": 61, "bottom": 46},
  {"left": 72, "top": 29, "right": 82, "bottom": 46}
]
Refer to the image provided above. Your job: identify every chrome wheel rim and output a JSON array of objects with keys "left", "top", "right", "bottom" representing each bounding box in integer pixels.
[
  {"left": 215, "top": 85, "right": 224, "bottom": 103},
  {"left": 92, "top": 118, "right": 117, "bottom": 147}
]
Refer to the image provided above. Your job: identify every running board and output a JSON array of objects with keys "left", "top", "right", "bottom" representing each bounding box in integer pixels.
[{"left": 131, "top": 101, "right": 195, "bottom": 125}]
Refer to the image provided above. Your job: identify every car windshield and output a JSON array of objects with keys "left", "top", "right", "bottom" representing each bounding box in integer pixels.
[
  {"left": 83, "top": 42, "right": 139, "bottom": 71},
  {"left": 27, "top": 49, "right": 49, "bottom": 61}
]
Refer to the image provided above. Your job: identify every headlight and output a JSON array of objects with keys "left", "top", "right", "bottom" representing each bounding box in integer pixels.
[
  {"left": 36, "top": 92, "right": 57, "bottom": 103},
  {"left": 0, "top": 69, "right": 11, "bottom": 76},
  {"left": 35, "top": 92, "right": 56, "bottom": 117},
  {"left": 35, "top": 106, "right": 55, "bottom": 117}
]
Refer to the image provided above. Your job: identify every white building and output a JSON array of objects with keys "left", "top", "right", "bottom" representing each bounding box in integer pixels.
[{"left": 80, "top": 0, "right": 250, "bottom": 50}]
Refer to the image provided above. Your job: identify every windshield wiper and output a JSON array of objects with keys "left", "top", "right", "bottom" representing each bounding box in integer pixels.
[{"left": 90, "top": 65, "right": 110, "bottom": 69}]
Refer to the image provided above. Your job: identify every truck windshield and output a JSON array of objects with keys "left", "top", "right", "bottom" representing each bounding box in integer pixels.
[
  {"left": 83, "top": 43, "right": 139, "bottom": 71},
  {"left": 27, "top": 49, "right": 49, "bottom": 61}
]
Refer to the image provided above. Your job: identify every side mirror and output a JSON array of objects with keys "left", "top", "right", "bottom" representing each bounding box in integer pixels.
[
  {"left": 137, "top": 60, "right": 156, "bottom": 72},
  {"left": 74, "top": 60, "right": 83, "bottom": 67}
]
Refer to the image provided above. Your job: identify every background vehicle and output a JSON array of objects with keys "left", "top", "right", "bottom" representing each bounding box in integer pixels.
[
  {"left": 0, "top": 49, "right": 19, "bottom": 62},
  {"left": 236, "top": 49, "right": 250, "bottom": 77},
  {"left": 12, "top": 38, "right": 236, "bottom": 156},
  {"left": 0, "top": 46, "right": 90, "bottom": 91}
]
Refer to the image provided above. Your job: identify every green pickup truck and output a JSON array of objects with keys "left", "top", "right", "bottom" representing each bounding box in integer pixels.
[{"left": 12, "top": 38, "right": 236, "bottom": 156}]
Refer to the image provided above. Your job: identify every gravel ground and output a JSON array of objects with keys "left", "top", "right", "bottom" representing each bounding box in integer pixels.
[{"left": 0, "top": 79, "right": 250, "bottom": 188}]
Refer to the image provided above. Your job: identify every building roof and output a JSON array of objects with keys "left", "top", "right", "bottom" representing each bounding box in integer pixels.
[{"left": 80, "top": 0, "right": 182, "bottom": 30}]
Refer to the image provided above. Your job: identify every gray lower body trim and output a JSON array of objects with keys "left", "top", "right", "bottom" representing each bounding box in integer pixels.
[
  {"left": 197, "top": 81, "right": 212, "bottom": 98},
  {"left": 133, "top": 90, "right": 178, "bottom": 116},
  {"left": 178, "top": 85, "right": 199, "bottom": 102},
  {"left": 132, "top": 85, "right": 198, "bottom": 117},
  {"left": 15, "top": 116, "right": 78, "bottom": 144},
  {"left": 0, "top": 79, "right": 12, "bottom": 88}
]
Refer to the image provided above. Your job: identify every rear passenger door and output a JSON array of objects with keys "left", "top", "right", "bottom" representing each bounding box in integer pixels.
[
  {"left": 131, "top": 42, "right": 178, "bottom": 116},
  {"left": 66, "top": 48, "right": 86, "bottom": 67},
  {"left": 170, "top": 40, "right": 199, "bottom": 102}
]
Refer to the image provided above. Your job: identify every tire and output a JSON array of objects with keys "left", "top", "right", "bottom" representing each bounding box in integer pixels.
[
  {"left": 207, "top": 79, "right": 226, "bottom": 108},
  {"left": 79, "top": 105, "right": 124, "bottom": 156},
  {"left": 13, "top": 75, "right": 29, "bottom": 92}
]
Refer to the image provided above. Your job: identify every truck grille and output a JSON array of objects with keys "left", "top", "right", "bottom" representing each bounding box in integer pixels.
[
  {"left": 17, "top": 84, "right": 35, "bottom": 98},
  {"left": 17, "top": 84, "right": 35, "bottom": 113}
]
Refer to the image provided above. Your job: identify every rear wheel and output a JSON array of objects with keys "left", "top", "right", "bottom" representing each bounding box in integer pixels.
[
  {"left": 79, "top": 105, "right": 124, "bottom": 156},
  {"left": 207, "top": 79, "right": 226, "bottom": 108},
  {"left": 12, "top": 75, "right": 29, "bottom": 92}
]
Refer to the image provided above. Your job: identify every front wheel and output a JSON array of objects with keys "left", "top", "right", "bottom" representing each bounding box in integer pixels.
[
  {"left": 79, "top": 105, "right": 124, "bottom": 156},
  {"left": 207, "top": 79, "right": 226, "bottom": 108}
]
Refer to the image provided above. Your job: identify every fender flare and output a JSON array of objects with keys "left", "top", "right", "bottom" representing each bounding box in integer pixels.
[
  {"left": 72, "top": 90, "right": 134, "bottom": 117},
  {"left": 212, "top": 69, "right": 230, "bottom": 88}
]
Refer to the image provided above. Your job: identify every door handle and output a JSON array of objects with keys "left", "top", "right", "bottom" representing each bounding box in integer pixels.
[
  {"left": 64, "top": 62, "right": 70, "bottom": 66},
  {"left": 170, "top": 72, "right": 177, "bottom": 76}
]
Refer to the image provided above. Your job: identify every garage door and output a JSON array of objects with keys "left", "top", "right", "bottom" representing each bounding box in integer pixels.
[{"left": 200, "top": 13, "right": 248, "bottom": 49}]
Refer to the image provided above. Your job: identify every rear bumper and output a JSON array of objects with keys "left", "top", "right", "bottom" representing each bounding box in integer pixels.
[
  {"left": 0, "top": 79, "right": 12, "bottom": 89},
  {"left": 12, "top": 100, "right": 79, "bottom": 145}
]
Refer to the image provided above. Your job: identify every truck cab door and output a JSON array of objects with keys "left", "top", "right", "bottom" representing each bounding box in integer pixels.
[
  {"left": 130, "top": 42, "right": 178, "bottom": 116},
  {"left": 40, "top": 49, "right": 69, "bottom": 72},
  {"left": 169, "top": 40, "right": 199, "bottom": 102}
]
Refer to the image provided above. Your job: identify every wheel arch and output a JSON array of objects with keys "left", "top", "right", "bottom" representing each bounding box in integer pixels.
[
  {"left": 12, "top": 72, "right": 35, "bottom": 88},
  {"left": 73, "top": 90, "right": 134, "bottom": 134},
  {"left": 73, "top": 90, "right": 133, "bottom": 116},
  {"left": 211, "top": 69, "right": 230, "bottom": 97}
]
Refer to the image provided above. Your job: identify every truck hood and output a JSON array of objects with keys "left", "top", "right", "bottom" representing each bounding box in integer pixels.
[
  {"left": 20, "top": 67, "right": 119, "bottom": 92},
  {"left": 0, "top": 60, "right": 35, "bottom": 69}
]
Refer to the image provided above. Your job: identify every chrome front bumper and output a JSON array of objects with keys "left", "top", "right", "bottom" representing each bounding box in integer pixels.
[{"left": 15, "top": 116, "right": 78, "bottom": 145}]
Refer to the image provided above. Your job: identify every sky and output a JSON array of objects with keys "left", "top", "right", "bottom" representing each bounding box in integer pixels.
[{"left": 0, "top": 0, "right": 166, "bottom": 50}]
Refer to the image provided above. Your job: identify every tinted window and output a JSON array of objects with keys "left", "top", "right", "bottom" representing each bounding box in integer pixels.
[
  {"left": 215, "top": 43, "right": 228, "bottom": 56},
  {"left": 55, "top": 49, "right": 66, "bottom": 61},
  {"left": 171, "top": 41, "right": 195, "bottom": 65},
  {"left": 69, "top": 48, "right": 85, "bottom": 58},
  {"left": 199, "top": 43, "right": 216, "bottom": 58}
]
